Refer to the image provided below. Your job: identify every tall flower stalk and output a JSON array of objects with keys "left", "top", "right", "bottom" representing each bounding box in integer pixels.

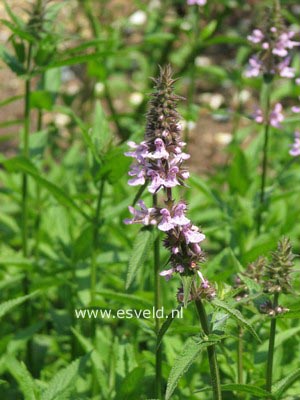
[
  {"left": 245, "top": 3, "right": 300, "bottom": 234},
  {"left": 124, "top": 65, "right": 221, "bottom": 399},
  {"left": 263, "top": 238, "right": 295, "bottom": 397}
]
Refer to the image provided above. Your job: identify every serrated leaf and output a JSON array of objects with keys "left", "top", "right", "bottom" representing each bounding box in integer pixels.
[
  {"left": 126, "top": 228, "right": 154, "bottom": 290},
  {"left": 259, "top": 326, "right": 300, "bottom": 352},
  {"left": 180, "top": 275, "right": 194, "bottom": 308},
  {"left": 273, "top": 369, "right": 300, "bottom": 399},
  {"left": 6, "top": 357, "right": 37, "bottom": 400},
  {"left": 165, "top": 335, "right": 221, "bottom": 400},
  {"left": 41, "top": 356, "right": 88, "bottom": 400},
  {"left": 0, "top": 291, "right": 39, "bottom": 319},
  {"left": 221, "top": 384, "right": 274, "bottom": 398},
  {"left": 238, "top": 274, "right": 261, "bottom": 294},
  {"left": 212, "top": 298, "right": 260, "bottom": 342}
]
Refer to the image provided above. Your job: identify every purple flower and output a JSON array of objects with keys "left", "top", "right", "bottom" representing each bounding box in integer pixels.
[
  {"left": 172, "top": 202, "right": 190, "bottom": 225},
  {"left": 273, "top": 32, "right": 300, "bottom": 58},
  {"left": 289, "top": 131, "right": 300, "bottom": 157},
  {"left": 159, "top": 268, "right": 174, "bottom": 281},
  {"left": 292, "top": 106, "right": 300, "bottom": 113},
  {"left": 147, "top": 170, "right": 163, "bottom": 193},
  {"left": 148, "top": 138, "right": 169, "bottom": 160},
  {"left": 253, "top": 108, "right": 264, "bottom": 124},
  {"left": 158, "top": 209, "right": 175, "bottom": 232},
  {"left": 278, "top": 57, "right": 295, "bottom": 78},
  {"left": 245, "top": 56, "right": 263, "bottom": 78},
  {"left": 270, "top": 103, "right": 284, "bottom": 128},
  {"left": 125, "top": 141, "right": 149, "bottom": 160},
  {"left": 164, "top": 166, "right": 180, "bottom": 188},
  {"left": 247, "top": 29, "right": 264, "bottom": 44},
  {"left": 128, "top": 164, "right": 147, "bottom": 186},
  {"left": 124, "top": 200, "right": 156, "bottom": 225},
  {"left": 182, "top": 224, "right": 206, "bottom": 244},
  {"left": 187, "top": 0, "right": 207, "bottom": 5}
]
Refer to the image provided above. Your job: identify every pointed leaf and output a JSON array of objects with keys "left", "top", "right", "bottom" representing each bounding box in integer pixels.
[
  {"left": 166, "top": 335, "right": 221, "bottom": 400},
  {"left": 212, "top": 298, "right": 260, "bottom": 342},
  {"left": 0, "top": 291, "right": 39, "bottom": 319},
  {"left": 126, "top": 228, "right": 154, "bottom": 290},
  {"left": 273, "top": 369, "right": 300, "bottom": 399},
  {"left": 6, "top": 357, "right": 38, "bottom": 400},
  {"left": 41, "top": 356, "right": 88, "bottom": 400}
]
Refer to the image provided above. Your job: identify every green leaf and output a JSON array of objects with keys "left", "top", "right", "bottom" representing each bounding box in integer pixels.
[
  {"left": 157, "top": 305, "right": 182, "bottom": 350},
  {"left": 145, "top": 32, "right": 175, "bottom": 44},
  {"left": 0, "top": 44, "right": 26, "bottom": 75},
  {"left": 166, "top": 335, "right": 220, "bottom": 400},
  {"left": 30, "top": 90, "right": 53, "bottom": 110},
  {"left": 73, "top": 225, "right": 93, "bottom": 260},
  {"left": 41, "top": 356, "right": 88, "bottom": 400},
  {"left": 91, "top": 101, "right": 110, "bottom": 154},
  {"left": 199, "top": 20, "right": 218, "bottom": 41},
  {"left": 228, "top": 148, "right": 250, "bottom": 195},
  {"left": 97, "top": 289, "right": 153, "bottom": 309},
  {"left": 273, "top": 369, "right": 300, "bottom": 399},
  {"left": 2, "top": 156, "right": 90, "bottom": 220},
  {"left": 220, "top": 384, "right": 274, "bottom": 398},
  {"left": 212, "top": 298, "right": 260, "bottom": 342},
  {"left": 6, "top": 357, "right": 38, "bottom": 400},
  {"left": 181, "top": 275, "right": 194, "bottom": 308},
  {"left": 126, "top": 228, "right": 154, "bottom": 290},
  {"left": 238, "top": 274, "right": 261, "bottom": 294},
  {"left": 259, "top": 326, "right": 300, "bottom": 352},
  {"left": 115, "top": 366, "right": 145, "bottom": 400},
  {"left": 97, "top": 146, "right": 131, "bottom": 184},
  {"left": 0, "top": 291, "right": 39, "bottom": 319}
]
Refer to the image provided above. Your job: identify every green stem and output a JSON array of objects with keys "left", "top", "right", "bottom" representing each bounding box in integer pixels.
[
  {"left": 153, "top": 194, "right": 162, "bottom": 399},
  {"left": 257, "top": 81, "right": 272, "bottom": 234},
  {"left": 90, "top": 179, "right": 105, "bottom": 306},
  {"left": 266, "top": 292, "right": 279, "bottom": 397},
  {"left": 237, "top": 327, "right": 243, "bottom": 385},
  {"left": 194, "top": 297, "right": 222, "bottom": 400},
  {"left": 22, "top": 42, "right": 33, "bottom": 369}
]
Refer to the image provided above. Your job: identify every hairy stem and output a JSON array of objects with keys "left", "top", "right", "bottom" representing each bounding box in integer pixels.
[
  {"left": 266, "top": 292, "right": 279, "bottom": 397},
  {"left": 194, "top": 297, "right": 222, "bottom": 400},
  {"left": 153, "top": 193, "right": 162, "bottom": 399},
  {"left": 257, "top": 81, "right": 272, "bottom": 234}
]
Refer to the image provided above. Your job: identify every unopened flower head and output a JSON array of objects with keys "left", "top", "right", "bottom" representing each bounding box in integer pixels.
[{"left": 263, "top": 237, "right": 296, "bottom": 294}]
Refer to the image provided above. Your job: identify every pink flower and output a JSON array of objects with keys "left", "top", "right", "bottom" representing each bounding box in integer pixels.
[
  {"left": 292, "top": 106, "right": 300, "bottom": 113},
  {"left": 148, "top": 170, "right": 163, "bottom": 193},
  {"left": 148, "top": 138, "right": 169, "bottom": 160},
  {"left": 164, "top": 166, "right": 180, "bottom": 187},
  {"left": 124, "top": 200, "right": 156, "bottom": 225},
  {"left": 182, "top": 224, "right": 205, "bottom": 244},
  {"left": 187, "top": 0, "right": 206, "bottom": 5},
  {"left": 273, "top": 32, "right": 300, "bottom": 58},
  {"left": 125, "top": 141, "right": 148, "bottom": 160},
  {"left": 172, "top": 202, "right": 190, "bottom": 225},
  {"left": 158, "top": 209, "right": 175, "bottom": 231},
  {"left": 128, "top": 164, "right": 147, "bottom": 186},
  {"left": 245, "top": 57, "right": 263, "bottom": 78},
  {"left": 270, "top": 103, "right": 284, "bottom": 128},
  {"left": 289, "top": 131, "right": 300, "bottom": 157},
  {"left": 159, "top": 268, "right": 174, "bottom": 281},
  {"left": 253, "top": 108, "right": 264, "bottom": 124},
  {"left": 247, "top": 29, "right": 264, "bottom": 44},
  {"left": 278, "top": 57, "right": 295, "bottom": 78}
]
